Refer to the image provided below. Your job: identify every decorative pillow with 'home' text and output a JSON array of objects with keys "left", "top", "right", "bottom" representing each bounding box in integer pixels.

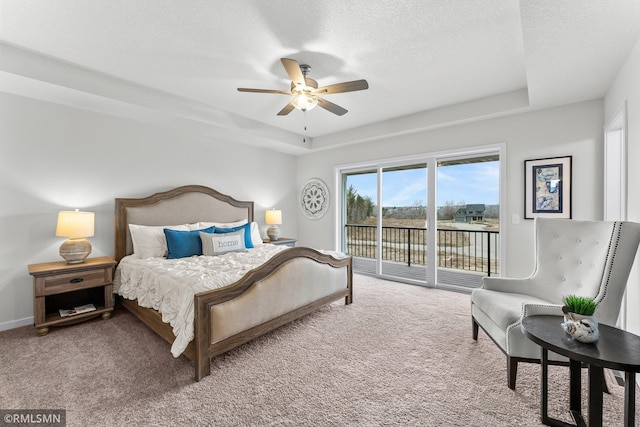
[{"left": 200, "top": 230, "right": 246, "bottom": 256}]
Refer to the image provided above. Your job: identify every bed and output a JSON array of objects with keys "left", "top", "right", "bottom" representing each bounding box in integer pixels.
[{"left": 113, "top": 185, "right": 353, "bottom": 381}]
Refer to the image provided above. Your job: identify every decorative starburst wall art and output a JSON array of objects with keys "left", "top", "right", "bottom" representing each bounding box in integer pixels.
[{"left": 300, "top": 178, "right": 330, "bottom": 220}]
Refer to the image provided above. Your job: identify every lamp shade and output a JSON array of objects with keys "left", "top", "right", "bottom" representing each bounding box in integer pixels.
[
  {"left": 265, "top": 209, "right": 282, "bottom": 225},
  {"left": 56, "top": 210, "right": 95, "bottom": 239}
]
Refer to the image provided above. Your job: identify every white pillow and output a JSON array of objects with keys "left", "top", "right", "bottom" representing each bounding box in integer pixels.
[
  {"left": 200, "top": 230, "right": 246, "bottom": 256},
  {"left": 249, "top": 222, "right": 264, "bottom": 246},
  {"left": 193, "top": 220, "right": 263, "bottom": 247},
  {"left": 129, "top": 223, "right": 189, "bottom": 258},
  {"left": 193, "top": 220, "right": 247, "bottom": 229}
]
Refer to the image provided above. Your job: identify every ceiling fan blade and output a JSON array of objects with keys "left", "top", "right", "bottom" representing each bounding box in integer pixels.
[
  {"left": 317, "top": 97, "right": 348, "bottom": 116},
  {"left": 237, "top": 88, "right": 291, "bottom": 95},
  {"left": 277, "top": 103, "right": 296, "bottom": 116},
  {"left": 281, "top": 58, "right": 305, "bottom": 87},
  {"left": 315, "top": 79, "right": 369, "bottom": 95}
]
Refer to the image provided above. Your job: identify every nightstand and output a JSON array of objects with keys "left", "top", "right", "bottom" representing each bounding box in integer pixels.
[
  {"left": 263, "top": 237, "right": 297, "bottom": 247},
  {"left": 27, "top": 256, "right": 116, "bottom": 336}
]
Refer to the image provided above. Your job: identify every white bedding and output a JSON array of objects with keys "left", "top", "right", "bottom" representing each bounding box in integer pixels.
[{"left": 113, "top": 244, "right": 290, "bottom": 357}]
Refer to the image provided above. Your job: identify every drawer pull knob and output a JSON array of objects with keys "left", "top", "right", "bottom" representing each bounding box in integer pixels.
[{"left": 70, "top": 278, "right": 84, "bottom": 284}]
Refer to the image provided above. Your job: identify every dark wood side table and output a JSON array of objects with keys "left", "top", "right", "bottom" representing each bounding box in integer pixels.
[
  {"left": 263, "top": 238, "right": 297, "bottom": 247},
  {"left": 521, "top": 315, "right": 640, "bottom": 427},
  {"left": 28, "top": 256, "right": 116, "bottom": 335}
]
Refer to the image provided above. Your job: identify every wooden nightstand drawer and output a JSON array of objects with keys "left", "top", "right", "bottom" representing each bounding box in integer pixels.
[{"left": 36, "top": 269, "right": 107, "bottom": 296}]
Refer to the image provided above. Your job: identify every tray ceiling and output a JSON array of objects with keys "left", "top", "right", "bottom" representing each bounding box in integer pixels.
[{"left": 1, "top": 0, "right": 639, "bottom": 154}]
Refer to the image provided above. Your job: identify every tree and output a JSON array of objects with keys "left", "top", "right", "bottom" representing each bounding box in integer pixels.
[
  {"left": 440, "top": 200, "right": 459, "bottom": 220},
  {"left": 411, "top": 200, "right": 426, "bottom": 219},
  {"left": 346, "top": 185, "right": 375, "bottom": 223}
]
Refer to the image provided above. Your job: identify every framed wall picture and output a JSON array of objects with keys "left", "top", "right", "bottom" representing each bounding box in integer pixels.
[{"left": 524, "top": 156, "right": 572, "bottom": 219}]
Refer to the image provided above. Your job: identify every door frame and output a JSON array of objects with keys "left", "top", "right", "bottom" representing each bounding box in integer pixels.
[
  {"left": 334, "top": 143, "right": 507, "bottom": 286},
  {"left": 604, "top": 103, "right": 628, "bottom": 328}
]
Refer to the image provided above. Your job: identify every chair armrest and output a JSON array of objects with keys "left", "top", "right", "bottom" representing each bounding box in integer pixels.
[
  {"left": 522, "top": 303, "right": 564, "bottom": 318},
  {"left": 481, "top": 276, "right": 533, "bottom": 293}
]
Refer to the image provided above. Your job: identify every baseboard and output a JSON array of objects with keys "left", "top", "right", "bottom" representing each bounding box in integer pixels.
[{"left": 0, "top": 316, "right": 33, "bottom": 332}]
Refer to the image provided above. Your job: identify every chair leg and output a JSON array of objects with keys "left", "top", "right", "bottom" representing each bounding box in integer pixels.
[
  {"left": 507, "top": 356, "right": 518, "bottom": 389},
  {"left": 472, "top": 317, "right": 479, "bottom": 340}
]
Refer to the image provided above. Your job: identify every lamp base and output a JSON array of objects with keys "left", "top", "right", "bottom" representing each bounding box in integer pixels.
[
  {"left": 59, "top": 238, "right": 92, "bottom": 264},
  {"left": 267, "top": 225, "right": 281, "bottom": 241}
]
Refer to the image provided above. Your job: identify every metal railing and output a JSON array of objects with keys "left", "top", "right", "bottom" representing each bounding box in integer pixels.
[{"left": 345, "top": 224, "right": 500, "bottom": 276}]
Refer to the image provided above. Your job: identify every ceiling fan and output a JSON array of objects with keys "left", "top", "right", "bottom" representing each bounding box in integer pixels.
[{"left": 237, "top": 58, "right": 369, "bottom": 116}]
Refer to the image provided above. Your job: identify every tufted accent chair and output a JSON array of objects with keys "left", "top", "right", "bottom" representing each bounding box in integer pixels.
[{"left": 470, "top": 218, "right": 640, "bottom": 389}]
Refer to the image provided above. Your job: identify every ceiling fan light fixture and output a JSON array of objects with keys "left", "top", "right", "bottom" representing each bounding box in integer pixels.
[
  {"left": 291, "top": 91, "right": 318, "bottom": 112},
  {"left": 237, "top": 58, "right": 368, "bottom": 116}
]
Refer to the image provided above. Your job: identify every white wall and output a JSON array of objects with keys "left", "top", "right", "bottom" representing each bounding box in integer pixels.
[
  {"left": 0, "top": 92, "right": 298, "bottom": 329},
  {"left": 605, "top": 36, "right": 640, "bottom": 335},
  {"left": 0, "top": 91, "right": 611, "bottom": 329},
  {"left": 296, "top": 100, "right": 604, "bottom": 279}
]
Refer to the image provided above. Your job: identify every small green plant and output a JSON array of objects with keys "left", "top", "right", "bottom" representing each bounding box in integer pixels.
[{"left": 562, "top": 295, "right": 597, "bottom": 316}]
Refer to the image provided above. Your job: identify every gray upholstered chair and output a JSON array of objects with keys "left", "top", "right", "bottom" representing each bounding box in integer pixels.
[{"left": 471, "top": 218, "right": 640, "bottom": 389}]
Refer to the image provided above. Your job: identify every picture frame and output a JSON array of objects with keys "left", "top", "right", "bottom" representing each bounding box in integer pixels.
[{"left": 524, "top": 156, "right": 572, "bottom": 219}]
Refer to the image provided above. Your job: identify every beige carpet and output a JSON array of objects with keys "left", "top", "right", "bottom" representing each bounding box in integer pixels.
[{"left": 0, "top": 274, "right": 636, "bottom": 426}]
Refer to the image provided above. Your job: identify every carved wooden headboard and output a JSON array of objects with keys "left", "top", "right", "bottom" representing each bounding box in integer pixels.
[{"left": 114, "top": 185, "right": 254, "bottom": 262}]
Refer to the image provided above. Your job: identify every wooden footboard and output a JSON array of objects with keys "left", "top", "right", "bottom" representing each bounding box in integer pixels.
[{"left": 193, "top": 247, "right": 352, "bottom": 381}]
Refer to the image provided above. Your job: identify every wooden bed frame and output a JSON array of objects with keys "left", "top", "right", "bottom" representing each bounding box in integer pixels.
[{"left": 114, "top": 185, "right": 353, "bottom": 381}]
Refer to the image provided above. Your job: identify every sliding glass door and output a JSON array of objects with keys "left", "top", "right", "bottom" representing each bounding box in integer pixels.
[
  {"left": 339, "top": 147, "right": 502, "bottom": 289},
  {"left": 380, "top": 164, "right": 428, "bottom": 280},
  {"left": 436, "top": 156, "right": 500, "bottom": 289},
  {"left": 342, "top": 163, "right": 430, "bottom": 284},
  {"left": 344, "top": 170, "right": 378, "bottom": 276}
]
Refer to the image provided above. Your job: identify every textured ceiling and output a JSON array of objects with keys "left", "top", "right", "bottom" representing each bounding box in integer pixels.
[{"left": 1, "top": 0, "right": 639, "bottom": 154}]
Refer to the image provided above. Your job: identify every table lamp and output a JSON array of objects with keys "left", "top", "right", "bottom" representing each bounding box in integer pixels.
[
  {"left": 265, "top": 209, "right": 282, "bottom": 241},
  {"left": 56, "top": 209, "right": 95, "bottom": 264}
]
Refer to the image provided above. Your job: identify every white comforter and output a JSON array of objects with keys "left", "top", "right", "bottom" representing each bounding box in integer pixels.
[{"left": 113, "top": 244, "right": 291, "bottom": 357}]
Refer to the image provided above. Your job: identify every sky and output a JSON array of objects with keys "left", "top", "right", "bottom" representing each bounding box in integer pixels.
[{"left": 346, "top": 161, "right": 500, "bottom": 207}]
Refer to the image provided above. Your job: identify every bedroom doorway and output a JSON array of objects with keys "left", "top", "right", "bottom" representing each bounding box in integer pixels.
[{"left": 337, "top": 144, "right": 505, "bottom": 289}]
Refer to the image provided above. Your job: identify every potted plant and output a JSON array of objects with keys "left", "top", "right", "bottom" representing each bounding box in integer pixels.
[
  {"left": 561, "top": 295, "right": 599, "bottom": 343},
  {"left": 562, "top": 295, "right": 597, "bottom": 317}
]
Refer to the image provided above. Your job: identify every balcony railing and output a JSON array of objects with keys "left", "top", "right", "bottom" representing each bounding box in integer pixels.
[{"left": 345, "top": 224, "right": 500, "bottom": 276}]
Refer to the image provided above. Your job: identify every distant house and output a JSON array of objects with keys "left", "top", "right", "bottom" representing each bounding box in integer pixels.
[{"left": 454, "top": 204, "right": 486, "bottom": 223}]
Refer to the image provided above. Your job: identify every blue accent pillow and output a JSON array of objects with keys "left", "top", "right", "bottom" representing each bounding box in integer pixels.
[
  {"left": 214, "top": 222, "right": 254, "bottom": 248},
  {"left": 164, "top": 226, "right": 216, "bottom": 259}
]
